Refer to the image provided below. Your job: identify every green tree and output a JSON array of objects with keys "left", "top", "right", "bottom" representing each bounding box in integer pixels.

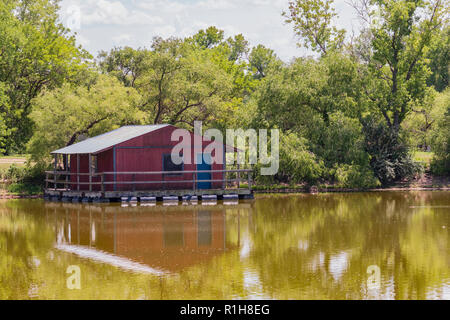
[
  {"left": 283, "top": 0, "right": 346, "bottom": 55},
  {"left": 361, "top": 116, "right": 418, "bottom": 184},
  {"left": 426, "top": 25, "right": 449, "bottom": 92},
  {"left": 0, "top": 83, "right": 10, "bottom": 153},
  {"left": 27, "top": 75, "right": 142, "bottom": 163},
  {"left": 226, "top": 34, "right": 249, "bottom": 62},
  {"left": 98, "top": 47, "right": 150, "bottom": 88},
  {"left": 248, "top": 45, "right": 281, "bottom": 79},
  {"left": 255, "top": 52, "right": 359, "bottom": 128},
  {"left": 0, "top": 0, "right": 90, "bottom": 154},
  {"left": 191, "top": 26, "right": 224, "bottom": 49},
  {"left": 255, "top": 132, "right": 324, "bottom": 185},
  {"left": 138, "top": 38, "right": 233, "bottom": 126},
  {"left": 402, "top": 87, "right": 442, "bottom": 150},
  {"left": 429, "top": 89, "right": 450, "bottom": 174},
  {"left": 354, "top": 0, "right": 447, "bottom": 133},
  {"left": 99, "top": 35, "right": 248, "bottom": 130}
]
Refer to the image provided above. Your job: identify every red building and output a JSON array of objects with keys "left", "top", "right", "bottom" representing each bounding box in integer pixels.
[{"left": 50, "top": 125, "right": 237, "bottom": 192}]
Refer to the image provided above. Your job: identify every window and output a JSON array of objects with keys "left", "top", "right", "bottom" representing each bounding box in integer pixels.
[{"left": 163, "top": 154, "right": 183, "bottom": 176}]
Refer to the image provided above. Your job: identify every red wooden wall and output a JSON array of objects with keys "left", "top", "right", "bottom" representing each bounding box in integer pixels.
[{"left": 70, "top": 125, "right": 226, "bottom": 192}]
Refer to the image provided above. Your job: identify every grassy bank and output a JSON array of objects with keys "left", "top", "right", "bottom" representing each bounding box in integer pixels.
[
  {"left": 251, "top": 177, "right": 450, "bottom": 194},
  {"left": 1, "top": 154, "right": 448, "bottom": 199},
  {"left": 0, "top": 155, "right": 44, "bottom": 197}
]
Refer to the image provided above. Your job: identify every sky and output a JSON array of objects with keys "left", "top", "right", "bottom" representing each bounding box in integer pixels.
[{"left": 59, "top": 0, "right": 362, "bottom": 62}]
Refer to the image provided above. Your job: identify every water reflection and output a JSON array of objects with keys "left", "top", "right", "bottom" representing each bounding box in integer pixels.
[
  {"left": 50, "top": 203, "right": 241, "bottom": 274},
  {"left": 0, "top": 191, "right": 449, "bottom": 299}
]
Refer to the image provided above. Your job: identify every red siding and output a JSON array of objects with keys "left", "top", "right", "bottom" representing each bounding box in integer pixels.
[{"left": 70, "top": 125, "right": 226, "bottom": 192}]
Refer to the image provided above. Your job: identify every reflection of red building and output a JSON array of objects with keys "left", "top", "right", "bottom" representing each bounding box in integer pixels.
[{"left": 58, "top": 206, "right": 235, "bottom": 273}]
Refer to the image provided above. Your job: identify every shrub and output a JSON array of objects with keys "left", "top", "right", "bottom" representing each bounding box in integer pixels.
[
  {"left": 309, "top": 112, "right": 369, "bottom": 168},
  {"left": 0, "top": 162, "right": 46, "bottom": 192},
  {"left": 3, "top": 164, "right": 26, "bottom": 183},
  {"left": 429, "top": 99, "right": 450, "bottom": 176},
  {"left": 7, "top": 183, "right": 41, "bottom": 195},
  {"left": 335, "top": 164, "right": 380, "bottom": 189},
  {"left": 255, "top": 132, "right": 324, "bottom": 185},
  {"left": 362, "top": 117, "right": 419, "bottom": 185}
]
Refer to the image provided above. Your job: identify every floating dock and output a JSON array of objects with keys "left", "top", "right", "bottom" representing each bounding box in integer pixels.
[{"left": 44, "top": 188, "right": 254, "bottom": 203}]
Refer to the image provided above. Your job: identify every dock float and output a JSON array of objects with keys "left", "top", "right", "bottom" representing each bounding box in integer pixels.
[{"left": 44, "top": 188, "right": 254, "bottom": 204}]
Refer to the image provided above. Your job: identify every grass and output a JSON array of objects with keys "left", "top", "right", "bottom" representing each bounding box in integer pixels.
[
  {"left": 4, "top": 183, "right": 42, "bottom": 195},
  {"left": 413, "top": 151, "right": 434, "bottom": 169},
  {"left": 251, "top": 184, "right": 308, "bottom": 191},
  {"left": 0, "top": 162, "right": 26, "bottom": 170},
  {"left": 0, "top": 154, "right": 28, "bottom": 170},
  {"left": 0, "top": 154, "right": 28, "bottom": 159}
]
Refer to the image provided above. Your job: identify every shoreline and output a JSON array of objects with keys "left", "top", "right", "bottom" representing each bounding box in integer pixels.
[
  {"left": 1, "top": 186, "right": 449, "bottom": 200},
  {"left": 254, "top": 186, "right": 449, "bottom": 194}
]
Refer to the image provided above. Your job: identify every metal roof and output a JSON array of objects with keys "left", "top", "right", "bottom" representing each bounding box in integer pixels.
[{"left": 51, "top": 125, "right": 169, "bottom": 154}]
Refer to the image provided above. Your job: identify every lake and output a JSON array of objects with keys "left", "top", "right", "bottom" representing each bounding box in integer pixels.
[{"left": 0, "top": 191, "right": 448, "bottom": 300}]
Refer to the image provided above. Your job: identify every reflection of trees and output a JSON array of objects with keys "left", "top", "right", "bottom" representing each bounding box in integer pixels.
[
  {"left": 0, "top": 201, "right": 254, "bottom": 299},
  {"left": 249, "top": 192, "right": 449, "bottom": 299},
  {"left": 0, "top": 194, "right": 447, "bottom": 299},
  {"left": 0, "top": 200, "right": 53, "bottom": 299}
]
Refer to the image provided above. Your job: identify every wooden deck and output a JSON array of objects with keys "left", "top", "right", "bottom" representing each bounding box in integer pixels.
[
  {"left": 44, "top": 169, "right": 254, "bottom": 202},
  {"left": 44, "top": 188, "right": 253, "bottom": 202}
]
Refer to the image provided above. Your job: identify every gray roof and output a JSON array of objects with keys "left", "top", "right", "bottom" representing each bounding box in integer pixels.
[{"left": 51, "top": 125, "right": 169, "bottom": 154}]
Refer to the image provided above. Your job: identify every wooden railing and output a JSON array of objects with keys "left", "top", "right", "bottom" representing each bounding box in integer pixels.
[{"left": 45, "top": 169, "right": 253, "bottom": 192}]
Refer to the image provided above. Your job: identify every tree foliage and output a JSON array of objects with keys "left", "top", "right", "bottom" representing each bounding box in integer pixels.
[
  {"left": 283, "top": 0, "right": 346, "bottom": 55},
  {"left": 0, "top": 0, "right": 90, "bottom": 154},
  {"left": 429, "top": 89, "right": 450, "bottom": 174},
  {"left": 98, "top": 34, "right": 254, "bottom": 131},
  {"left": 355, "top": 0, "right": 447, "bottom": 132},
  {"left": 427, "top": 25, "right": 449, "bottom": 91},
  {"left": 362, "top": 116, "right": 418, "bottom": 184},
  {"left": 0, "top": 0, "right": 448, "bottom": 188},
  {"left": 27, "top": 75, "right": 142, "bottom": 162},
  {"left": 255, "top": 52, "right": 359, "bottom": 128},
  {"left": 248, "top": 45, "right": 281, "bottom": 79}
]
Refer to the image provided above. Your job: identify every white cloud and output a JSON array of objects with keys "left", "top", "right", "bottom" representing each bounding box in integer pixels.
[
  {"left": 152, "top": 25, "right": 177, "bottom": 39},
  {"left": 62, "top": 0, "right": 163, "bottom": 26},
  {"left": 197, "top": 0, "right": 237, "bottom": 10},
  {"left": 60, "top": 0, "right": 359, "bottom": 61},
  {"left": 112, "top": 33, "right": 133, "bottom": 46},
  {"left": 76, "top": 34, "right": 91, "bottom": 47}
]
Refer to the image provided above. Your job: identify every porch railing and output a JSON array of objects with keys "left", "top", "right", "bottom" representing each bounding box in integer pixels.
[{"left": 45, "top": 169, "right": 253, "bottom": 193}]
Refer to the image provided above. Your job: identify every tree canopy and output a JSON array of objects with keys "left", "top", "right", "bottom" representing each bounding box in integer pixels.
[
  {"left": 27, "top": 75, "right": 142, "bottom": 162},
  {"left": 0, "top": 0, "right": 447, "bottom": 187},
  {"left": 0, "top": 0, "right": 90, "bottom": 154}
]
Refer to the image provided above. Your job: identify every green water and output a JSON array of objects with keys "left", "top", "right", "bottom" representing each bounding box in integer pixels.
[{"left": 0, "top": 191, "right": 449, "bottom": 300}]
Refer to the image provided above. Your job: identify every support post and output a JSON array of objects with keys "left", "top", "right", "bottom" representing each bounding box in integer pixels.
[
  {"left": 101, "top": 173, "right": 105, "bottom": 192},
  {"left": 222, "top": 151, "right": 226, "bottom": 190},
  {"left": 45, "top": 172, "right": 48, "bottom": 190},
  {"left": 194, "top": 171, "right": 197, "bottom": 191},
  {"left": 248, "top": 171, "right": 252, "bottom": 191},
  {"left": 64, "top": 154, "right": 69, "bottom": 191},
  {"left": 193, "top": 172, "right": 196, "bottom": 191},
  {"left": 54, "top": 154, "right": 57, "bottom": 191},
  {"left": 77, "top": 154, "right": 80, "bottom": 191},
  {"left": 89, "top": 154, "right": 92, "bottom": 192},
  {"left": 236, "top": 152, "right": 241, "bottom": 188}
]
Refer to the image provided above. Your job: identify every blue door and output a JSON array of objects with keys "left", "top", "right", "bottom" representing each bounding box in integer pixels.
[{"left": 197, "top": 153, "right": 212, "bottom": 189}]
